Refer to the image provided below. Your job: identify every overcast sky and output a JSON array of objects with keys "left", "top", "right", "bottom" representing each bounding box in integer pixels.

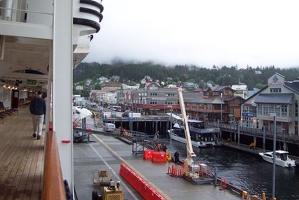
[{"left": 83, "top": 0, "right": 299, "bottom": 69}]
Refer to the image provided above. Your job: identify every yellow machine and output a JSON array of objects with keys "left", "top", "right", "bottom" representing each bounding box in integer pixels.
[
  {"left": 100, "top": 184, "right": 123, "bottom": 200},
  {"left": 166, "top": 150, "right": 172, "bottom": 161},
  {"left": 92, "top": 169, "right": 124, "bottom": 200}
]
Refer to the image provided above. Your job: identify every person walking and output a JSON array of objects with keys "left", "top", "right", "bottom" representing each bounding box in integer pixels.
[
  {"left": 162, "top": 143, "right": 167, "bottom": 152},
  {"left": 157, "top": 142, "right": 162, "bottom": 151},
  {"left": 154, "top": 130, "right": 160, "bottom": 140},
  {"left": 30, "top": 91, "right": 46, "bottom": 140},
  {"left": 174, "top": 151, "right": 180, "bottom": 163}
]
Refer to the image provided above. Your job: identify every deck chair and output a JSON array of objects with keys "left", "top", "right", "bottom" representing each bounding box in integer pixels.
[
  {"left": 0, "top": 102, "right": 17, "bottom": 118},
  {"left": 0, "top": 113, "right": 5, "bottom": 123}
]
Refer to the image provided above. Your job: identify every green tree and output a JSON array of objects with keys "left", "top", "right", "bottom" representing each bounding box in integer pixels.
[
  {"left": 95, "top": 84, "right": 101, "bottom": 90},
  {"left": 255, "top": 83, "right": 266, "bottom": 89}
]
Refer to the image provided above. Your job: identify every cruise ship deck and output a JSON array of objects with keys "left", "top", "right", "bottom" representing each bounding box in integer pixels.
[{"left": 0, "top": 107, "right": 44, "bottom": 199}]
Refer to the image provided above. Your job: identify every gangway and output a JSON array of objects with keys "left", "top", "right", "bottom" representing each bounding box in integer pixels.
[
  {"left": 115, "top": 130, "right": 154, "bottom": 156},
  {"left": 131, "top": 132, "right": 149, "bottom": 156}
]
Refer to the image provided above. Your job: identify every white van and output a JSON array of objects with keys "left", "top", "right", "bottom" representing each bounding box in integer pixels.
[{"left": 103, "top": 123, "right": 116, "bottom": 132}]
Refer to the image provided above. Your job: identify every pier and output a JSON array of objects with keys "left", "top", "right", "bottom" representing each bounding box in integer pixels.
[{"left": 81, "top": 112, "right": 299, "bottom": 159}]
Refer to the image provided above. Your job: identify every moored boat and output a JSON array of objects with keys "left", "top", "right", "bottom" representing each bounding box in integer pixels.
[
  {"left": 168, "top": 113, "right": 221, "bottom": 148},
  {"left": 259, "top": 150, "right": 296, "bottom": 168}
]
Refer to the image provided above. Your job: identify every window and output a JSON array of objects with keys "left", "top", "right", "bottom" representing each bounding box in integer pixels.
[
  {"left": 207, "top": 104, "right": 212, "bottom": 110},
  {"left": 296, "top": 100, "right": 298, "bottom": 117},
  {"left": 150, "top": 101, "right": 157, "bottom": 104},
  {"left": 281, "top": 105, "right": 287, "bottom": 117},
  {"left": 270, "top": 88, "right": 281, "bottom": 93},
  {"left": 214, "top": 104, "right": 221, "bottom": 110},
  {"left": 166, "top": 93, "right": 175, "bottom": 96},
  {"left": 257, "top": 104, "right": 262, "bottom": 115}
]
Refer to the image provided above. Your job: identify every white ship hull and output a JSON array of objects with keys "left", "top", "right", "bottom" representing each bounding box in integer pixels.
[
  {"left": 169, "top": 130, "right": 215, "bottom": 148},
  {"left": 259, "top": 150, "right": 296, "bottom": 168}
]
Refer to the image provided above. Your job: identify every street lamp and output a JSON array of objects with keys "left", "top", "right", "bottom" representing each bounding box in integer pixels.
[
  {"left": 220, "top": 93, "right": 223, "bottom": 122},
  {"left": 168, "top": 105, "right": 173, "bottom": 129},
  {"left": 270, "top": 113, "right": 276, "bottom": 199}
]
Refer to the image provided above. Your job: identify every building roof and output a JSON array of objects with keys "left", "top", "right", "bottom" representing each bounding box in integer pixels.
[
  {"left": 254, "top": 93, "right": 293, "bottom": 104},
  {"left": 183, "top": 92, "right": 202, "bottom": 102},
  {"left": 284, "top": 80, "right": 299, "bottom": 94},
  {"left": 232, "top": 84, "right": 247, "bottom": 90},
  {"left": 197, "top": 96, "right": 217, "bottom": 104},
  {"left": 145, "top": 82, "right": 161, "bottom": 87}
]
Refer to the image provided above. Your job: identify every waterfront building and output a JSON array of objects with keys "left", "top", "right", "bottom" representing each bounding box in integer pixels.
[
  {"left": 241, "top": 73, "right": 299, "bottom": 136},
  {"left": 231, "top": 84, "right": 248, "bottom": 99},
  {"left": 132, "top": 82, "right": 181, "bottom": 115},
  {"left": 185, "top": 86, "right": 245, "bottom": 123},
  {"left": 90, "top": 83, "right": 121, "bottom": 104},
  {"left": 116, "top": 84, "right": 139, "bottom": 106}
]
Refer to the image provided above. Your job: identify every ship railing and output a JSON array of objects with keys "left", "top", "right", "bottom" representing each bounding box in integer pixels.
[
  {"left": 0, "top": 1, "right": 53, "bottom": 25},
  {"left": 189, "top": 127, "right": 221, "bottom": 134},
  {"left": 43, "top": 131, "right": 66, "bottom": 200}
]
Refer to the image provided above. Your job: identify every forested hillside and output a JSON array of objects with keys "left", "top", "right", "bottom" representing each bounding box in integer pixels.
[{"left": 74, "top": 62, "right": 299, "bottom": 89}]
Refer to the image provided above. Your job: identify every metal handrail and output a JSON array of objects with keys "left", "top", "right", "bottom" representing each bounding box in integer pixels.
[
  {"left": 43, "top": 131, "right": 66, "bottom": 200},
  {"left": 0, "top": 7, "right": 53, "bottom": 16}
]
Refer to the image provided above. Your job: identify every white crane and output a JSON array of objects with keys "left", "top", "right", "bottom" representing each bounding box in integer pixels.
[{"left": 177, "top": 87, "right": 197, "bottom": 174}]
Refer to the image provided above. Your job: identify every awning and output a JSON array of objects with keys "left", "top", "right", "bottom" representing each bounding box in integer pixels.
[{"left": 254, "top": 93, "right": 293, "bottom": 104}]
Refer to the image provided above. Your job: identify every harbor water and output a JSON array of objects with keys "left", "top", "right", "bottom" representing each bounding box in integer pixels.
[{"left": 169, "top": 140, "right": 299, "bottom": 200}]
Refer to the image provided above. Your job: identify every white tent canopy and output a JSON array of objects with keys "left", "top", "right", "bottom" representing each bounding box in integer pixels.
[{"left": 73, "top": 107, "right": 92, "bottom": 122}]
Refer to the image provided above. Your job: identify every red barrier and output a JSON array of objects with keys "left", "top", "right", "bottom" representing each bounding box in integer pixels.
[
  {"left": 206, "top": 166, "right": 210, "bottom": 177},
  {"left": 119, "top": 163, "right": 165, "bottom": 200},
  {"left": 219, "top": 177, "right": 227, "bottom": 190},
  {"left": 143, "top": 150, "right": 154, "bottom": 160},
  {"left": 219, "top": 178, "right": 223, "bottom": 190},
  {"left": 167, "top": 164, "right": 172, "bottom": 174},
  {"left": 151, "top": 152, "right": 167, "bottom": 163},
  {"left": 170, "top": 164, "right": 176, "bottom": 177},
  {"left": 176, "top": 166, "right": 183, "bottom": 177},
  {"left": 223, "top": 177, "right": 227, "bottom": 189}
]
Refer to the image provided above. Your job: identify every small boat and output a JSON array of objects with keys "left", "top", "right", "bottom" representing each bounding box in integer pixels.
[
  {"left": 168, "top": 118, "right": 221, "bottom": 148},
  {"left": 259, "top": 150, "right": 296, "bottom": 168}
]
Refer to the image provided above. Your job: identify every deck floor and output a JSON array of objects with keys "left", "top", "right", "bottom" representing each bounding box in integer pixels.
[{"left": 0, "top": 107, "right": 44, "bottom": 200}]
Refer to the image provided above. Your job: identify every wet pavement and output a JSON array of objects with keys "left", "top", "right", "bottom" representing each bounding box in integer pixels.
[{"left": 74, "top": 133, "right": 241, "bottom": 200}]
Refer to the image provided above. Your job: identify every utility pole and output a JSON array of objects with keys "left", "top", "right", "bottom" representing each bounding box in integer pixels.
[
  {"left": 270, "top": 113, "right": 277, "bottom": 200},
  {"left": 220, "top": 93, "right": 223, "bottom": 123}
]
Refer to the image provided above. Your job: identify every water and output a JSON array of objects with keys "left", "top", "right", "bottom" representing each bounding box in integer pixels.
[{"left": 168, "top": 141, "right": 299, "bottom": 200}]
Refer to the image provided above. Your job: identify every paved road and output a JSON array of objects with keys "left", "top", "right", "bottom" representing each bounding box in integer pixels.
[{"left": 74, "top": 132, "right": 241, "bottom": 200}]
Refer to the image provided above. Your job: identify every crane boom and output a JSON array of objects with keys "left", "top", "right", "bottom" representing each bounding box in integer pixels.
[{"left": 177, "top": 87, "right": 196, "bottom": 165}]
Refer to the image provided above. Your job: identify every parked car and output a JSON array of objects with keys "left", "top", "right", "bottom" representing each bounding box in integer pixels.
[
  {"left": 122, "top": 112, "right": 129, "bottom": 118},
  {"left": 103, "top": 123, "right": 116, "bottom": 132}
]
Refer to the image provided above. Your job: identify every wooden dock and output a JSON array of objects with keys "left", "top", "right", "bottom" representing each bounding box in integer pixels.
[{"left": 221, "top": 140, "right": 299, "bottom": 166}]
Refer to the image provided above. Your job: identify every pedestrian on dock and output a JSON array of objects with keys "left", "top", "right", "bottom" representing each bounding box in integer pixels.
[
  {"left": 157, "top": 142, "right": 162, "bottom": 151},
  {"left": 119, "top": 126, "right": 124, "bottom": 136},
  {"left": 174, "top": 151, "right": 180, "bottom": 163},
  {"left": 162, "top": 143, "right": 167, "bottom": 152},
  {"left": 154, "top": 130, "right": 159, "bottom": 140}
]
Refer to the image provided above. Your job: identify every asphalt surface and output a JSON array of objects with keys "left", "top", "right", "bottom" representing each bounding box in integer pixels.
[{"left": 74, "top": 132, "right": 241, "bottom": 200}]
